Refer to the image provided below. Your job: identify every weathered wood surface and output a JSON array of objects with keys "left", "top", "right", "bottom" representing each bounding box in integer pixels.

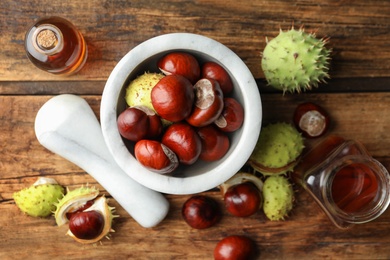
[
  {"left": 1, "top": 0, "right": 390, "bottom": 259},
  {"left": 1, "top": 0, "right": 390, "bottom": 82}
]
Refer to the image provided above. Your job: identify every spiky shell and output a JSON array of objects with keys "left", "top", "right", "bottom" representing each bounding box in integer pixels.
[
  {"left": 261, "top": 27, "right": 331, "bottom": 93},
  {"left": 125, "top": 72, "right": 164, "bottom": 111},
  {"left": 219, "top": 172, "right": 264, "bottom": 195},
  {"left": 13, "top": 177, "right": 64, "bottom": 217},
  {"left": 249, "top": 123, "right": 304, "bottom": 175},
  {"left": 66, "top": 196, "right": 117, "bottom": 244},
  {"left": 55, "top": 186, "right": 99, "bottom": 226},
  {"left": 262, "top": 175, "right": 294, "bottom": 221}
]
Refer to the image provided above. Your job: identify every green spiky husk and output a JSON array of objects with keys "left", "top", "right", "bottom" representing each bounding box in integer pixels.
[
  {"left": 125, "top": 72, "right": 164, "bottom": 111},
  {"left": 263, "top": 175, "right": 294, "bottom": 221},
  {"left": 13, "top": 183, "right": 64, "bottom": 218},
  {"left": 55, "top": 186, "right": 99, "bottom": 226},
  {"left": 261, "top": 27, "right": 331, "bottom": 93},
  {"left": 249, "top": 123, "right": 304, "bottom": 175}
]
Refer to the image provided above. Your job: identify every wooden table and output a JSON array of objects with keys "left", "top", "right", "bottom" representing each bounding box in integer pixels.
[{"left": 1, "top": 0, "right": 390, "bottom": 259}]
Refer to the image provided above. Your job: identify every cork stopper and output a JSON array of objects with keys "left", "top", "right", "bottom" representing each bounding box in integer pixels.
[
  {"left": 36, "top": 29, "right": 58, "bottom": 50},
  {"left": 32, "top": 24, "right": 63, "bottom": 55}
]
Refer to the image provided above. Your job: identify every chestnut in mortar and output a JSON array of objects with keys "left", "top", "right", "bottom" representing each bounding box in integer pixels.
[
  {"left": 117, "top": 106, "right": 162, "bottom": 141},
  {"left": 201, "top": 61, "right": 233, "bottom": 95},
  {"left": 134, "top": 139, "right": 179, "bottom": 174},
  {"left": 186, "top": 78, "right": 224, "bottom": 127},
  {"left": 162, "top": 122, "right": 202, "bottom": 165},
  {"left": 158, "top": 52, "right": 200, "bottom": 84},
  {"left": 151, "top": 74, "right": 194, "bottom": 122},
  {"left": 215, "top": 98, "right": 244, "bottom": 132},
  {"left": 117, "top": 106, "right": 149, "bottom": 142},
  {"left": 197, "top": 125, "right": 230, "bottom": 162}
]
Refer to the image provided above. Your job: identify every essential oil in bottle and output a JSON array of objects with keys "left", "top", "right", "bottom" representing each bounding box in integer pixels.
[
  {"left": 25, "top": 16, "right": 88, "bottom": 75},
  {"left": 331, "top": 162, "right": 379, "bottom": 214},
  {"left": 292, "top": 135, "right": 390, "bottom": 229}
]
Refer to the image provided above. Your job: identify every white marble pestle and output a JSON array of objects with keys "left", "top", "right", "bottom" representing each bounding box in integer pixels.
[{"left": 34, "top": 94, "right": 169, "bottom": 228}]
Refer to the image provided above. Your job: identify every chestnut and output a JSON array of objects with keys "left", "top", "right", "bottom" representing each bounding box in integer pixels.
[
  {"left": 182, "top": 195, "right": 221, "bottom": 229},
  {"left": 201, "top": 61, "right": 233, "bottom": 95},
  {"left": 162, "top": 122, "right": 202, "bottom": 165},
  {"left": 158, "top": 52, "right": 200, "bottom": 84},
  {"left": 151, "top": 74, "right": 194, "bottom": 122},
  {"left": 134, "top": 139, "right": 179, "bottom": 174},
  {"left": 214, "top": 235, "right": 257, "bottom": 260},
  {"left": 197, "top": 125, "right": 230, "bottom": 162},
  {"left": 293, "top": 102, "right": 330, "bottom": 138},
  {"left": 186, "top": 78, "right": 224, "bottom": 127},
  {"left": 145, "top": 110, "right": 163, "bottom": 139},
  {"left": 219, "top": 172, "right": 263, "bottom": 218},
  {"left": 68, "top": 210, "right": 104, "bottom": 240},
  {"left": 224, "top": 182, "right": 262, "bottom": 217},
  {"left": 117, "top": 106, "right": 149, "bottom": 141},
  {"left": 215, "top": 98, "right": 244, "bottom": 132}
]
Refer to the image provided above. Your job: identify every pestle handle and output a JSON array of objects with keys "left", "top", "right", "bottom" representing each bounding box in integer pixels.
[{"left": 34, "top": 94, "right": 169, "bottom": 228}]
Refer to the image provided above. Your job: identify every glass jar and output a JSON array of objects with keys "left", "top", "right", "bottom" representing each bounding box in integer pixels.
[
  {"left": 292, "top": 135, "right": 390, "bottom": 229},
  {"left": 25, "top": 16, "right": 88, "bottom": 75}
]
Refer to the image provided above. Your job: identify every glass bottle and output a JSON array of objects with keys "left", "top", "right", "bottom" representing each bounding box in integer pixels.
[
  {"left": 292, "top": 135, "right": 390, "bottom": 229},
  {"left": 25, "top": 16, "right": 88, "bottom": 75}
]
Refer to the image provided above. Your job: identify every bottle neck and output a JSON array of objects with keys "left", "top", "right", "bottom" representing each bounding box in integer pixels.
[{"left": 32, "top": 24, "right": 64, "bottom": 55}]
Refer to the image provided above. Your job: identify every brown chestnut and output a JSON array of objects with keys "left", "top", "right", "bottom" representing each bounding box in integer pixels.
[
  {"left": 134, "top": 139, "right": 179, "bottom": 174},
  {"left": 186, "top": 78, "right": 224, "bottom": 127},
  {"left": 117, "top": 106, "right": 162, "bottom": 141},
  {"left": 224, "top": 182, "right": 262, "bottom": 217},
  {"left": 214, "top": 235, "right": 257, "bottom": 260},
  {"left": 162, "top": 122, "right": 202, "bottom": 165},
  {"left": 182, "top": 195, "right": 221, "bottom": 229},
  {"left": 117, "top": 106, "right": 149, "bottom": 141},
  {"left": 201, "top": 61, "right": 233, "bottom": 95},
  {"left": 215, "top": 98, "right": 244, "bottom": 132},
  {"left": 197, "top": 125, "right": 230, "bottom": 161},
  {"left": 151, "top": 74, "right": 194, "bottom": 122},
  {"left": 293, "top": 102, "right": 330, "bottom": 138},
  {"left": 68, "top": 210, "right": 104, "bottom": 240},
  {"left": 158, "top": 52, "right": 200, "bottom": 84},
  {"left": 144, "top": 110, "right": 163, "bottom": 139},
  {"left": 219, "top": 172, "right": 263, "bottom": 218}
]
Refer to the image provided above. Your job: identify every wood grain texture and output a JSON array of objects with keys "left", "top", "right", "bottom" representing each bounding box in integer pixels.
[
  {"left": 1, "top": 0, "right": 389, "bottom": 81},
  {"left": 1, "top": 0, "right": 390, "bottom": 259},
  {"left": 1, "top": 94, "right": 390, "bottom": 259}
]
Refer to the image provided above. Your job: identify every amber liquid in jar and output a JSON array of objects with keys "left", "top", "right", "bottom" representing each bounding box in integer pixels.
[
  {"left": 331, "top": 163, "right": 379, "bottom": 213},
  {"left": 25, "top": 16, "right": 87, "bottom": 75},
  {"left": 292, "top": 135, "right": 390, "bottom": 229}
]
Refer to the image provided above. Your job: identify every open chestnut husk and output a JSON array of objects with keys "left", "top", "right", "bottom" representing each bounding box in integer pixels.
[
  {"left": 219, "top": 172, "right": 263, "bottom": 217},
  {"left": 55, "top": 187, "right": 117, "bottom": 244}
]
